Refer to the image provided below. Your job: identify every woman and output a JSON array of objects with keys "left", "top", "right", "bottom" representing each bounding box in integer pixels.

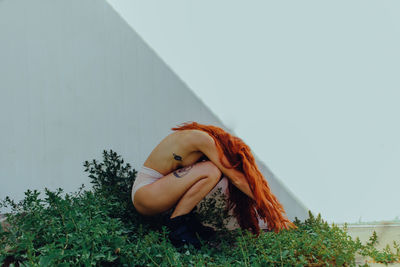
[{"left": 132, "top": 121, "right": 295, "bottom": 248}]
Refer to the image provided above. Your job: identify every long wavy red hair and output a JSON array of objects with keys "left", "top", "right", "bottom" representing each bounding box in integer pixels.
[{"left": 171, "top": 121, "right": 296, "bottom": 235}]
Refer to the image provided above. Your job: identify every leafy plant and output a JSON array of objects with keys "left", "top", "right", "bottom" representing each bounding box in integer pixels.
[
  {"left": 0, "top": 188, "right": 132, "bottom": 266},
  {"left": 1, "top": 149, "right": 399, "bottom": 266},
  {"left": 196, "top": 186, "right": 233, "bottom": 234}
]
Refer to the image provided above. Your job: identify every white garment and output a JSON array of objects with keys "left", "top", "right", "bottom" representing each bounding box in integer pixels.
[{"left": 131, "top": 165, "right": 164, "bottom": 205}]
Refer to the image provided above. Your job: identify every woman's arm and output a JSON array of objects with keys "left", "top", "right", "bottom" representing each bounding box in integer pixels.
[
  {"left": 229, "top": 175, "right": 255, "bottom": 200},
  {"left": 192, "top": 132, "right": 255, "bottom": 200}
]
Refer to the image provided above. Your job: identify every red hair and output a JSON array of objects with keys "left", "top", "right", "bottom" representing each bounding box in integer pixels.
[{"left": 171, "top": 121, "right": 296, "bottom": 235}]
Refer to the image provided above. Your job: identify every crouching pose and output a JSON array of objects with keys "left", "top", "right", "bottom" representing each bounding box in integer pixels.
[{"left": 131, "top": 121, "right": 296, "bottom": 248}]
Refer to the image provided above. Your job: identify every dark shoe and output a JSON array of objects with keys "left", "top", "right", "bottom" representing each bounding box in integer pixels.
[
  {"left": 165, "top": 214, "right": 201, "bottom": 249},
  {"left": 186, "top": 209, "right": 216, "bottom": 241}
]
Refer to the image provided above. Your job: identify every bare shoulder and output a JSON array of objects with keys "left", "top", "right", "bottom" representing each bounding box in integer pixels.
[
  {"left": 179, "top": 130, "right": 216, "bottom": 152},
  {"left": 184, "top": 129, "right": 214, "bottom": 144}
]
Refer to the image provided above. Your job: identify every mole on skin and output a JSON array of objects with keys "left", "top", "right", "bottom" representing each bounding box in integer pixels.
[
  {"left": 173, "top": 152, "right": 182, "bottom": 161},
  {"left": 172, "top": 152, "right": 193, "bottom": 178}
]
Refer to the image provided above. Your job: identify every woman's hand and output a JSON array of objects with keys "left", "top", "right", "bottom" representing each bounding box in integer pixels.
[
  {"left": 192, "top": 131, "right": 255, "bottom": 200},
  {"left": 231, "top": 177, "right": 255, "bottom": 200}
]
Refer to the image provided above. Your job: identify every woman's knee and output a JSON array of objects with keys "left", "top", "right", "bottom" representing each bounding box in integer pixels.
[{"left": 198, "top": 160, "right": 222, "bottom": 180}]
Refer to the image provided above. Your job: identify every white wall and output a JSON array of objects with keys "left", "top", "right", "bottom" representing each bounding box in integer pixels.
[{"left": 0, "top": 0, "right": 308, "bottom": 223}]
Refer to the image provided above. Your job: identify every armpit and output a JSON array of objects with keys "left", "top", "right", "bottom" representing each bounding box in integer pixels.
[{"left": 197, "top": 154, "right": 209, "bottom": 162}]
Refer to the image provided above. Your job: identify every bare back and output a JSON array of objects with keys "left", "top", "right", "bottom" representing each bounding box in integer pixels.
[{"left": 143, "top": 130, "right": 208, "bottom": 175}]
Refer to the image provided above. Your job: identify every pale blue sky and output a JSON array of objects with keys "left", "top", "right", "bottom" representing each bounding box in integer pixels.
[{"left": 107, "top": 0, "right": 400, "bottom": 223}]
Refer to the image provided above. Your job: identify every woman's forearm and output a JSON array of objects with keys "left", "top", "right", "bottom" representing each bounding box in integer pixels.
[{"left": 230, "top": 178, "right": 255, "bottom": 200}]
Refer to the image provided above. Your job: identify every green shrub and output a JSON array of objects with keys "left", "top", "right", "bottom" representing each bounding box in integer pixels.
[
  {"left": 0, "top": 188, "right": 133, "bottom": 266},
  {"left": 1, "top": 149, "right": 399, "bottom": 266}
]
